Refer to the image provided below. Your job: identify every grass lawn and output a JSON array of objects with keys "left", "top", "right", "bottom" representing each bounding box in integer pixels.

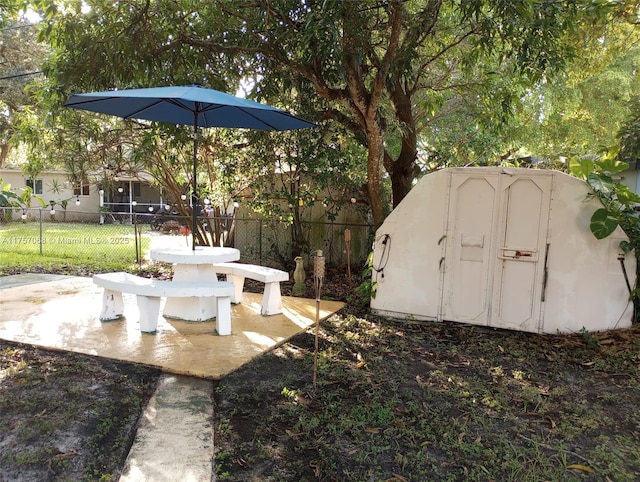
[{"left": 0, "top": 222, "right": 150, "bottom": 272}]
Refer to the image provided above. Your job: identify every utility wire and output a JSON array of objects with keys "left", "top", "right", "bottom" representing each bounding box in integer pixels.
[{"left": 0, "top": 71, "right": 44, "bottom": 81}]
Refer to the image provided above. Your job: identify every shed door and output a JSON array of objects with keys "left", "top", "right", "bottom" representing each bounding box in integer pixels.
[
  {"left": 491, "top": 175, "right": 551, "bottom": 332},
  {"left": 441, "top": 171, "right": 551, "bottom": 332},
  {"left": 441, "top": 174, "right": 498, "bottom": 324}
]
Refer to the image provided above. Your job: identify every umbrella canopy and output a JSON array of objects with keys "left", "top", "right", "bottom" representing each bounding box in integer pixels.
[
  {"left": 64, "top": 84, "right": 316, "bottom": 131},
  {"left": 64, "top": 85, "right": 315, "bottom": 248}
]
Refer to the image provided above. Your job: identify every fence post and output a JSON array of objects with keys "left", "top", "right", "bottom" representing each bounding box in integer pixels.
[
  {"left": 134, "top": 214, "right": 140, "bottom": 264},
  {"left": 259, "top": 220, "right": 263, "bottom": 265},
  {"left": 39, "top": 208, "right": 43, "bottom": 255},
  {"left": 99, "top": 189, "right": 105, "bottom": 224},
  {"left": 345, "top": 228, "right": 352, "bottom": 279}
]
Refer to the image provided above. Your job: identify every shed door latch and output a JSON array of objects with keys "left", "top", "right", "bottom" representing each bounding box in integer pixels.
[{"left": 498, "top": 247, "right": 537, "bottom": 261}]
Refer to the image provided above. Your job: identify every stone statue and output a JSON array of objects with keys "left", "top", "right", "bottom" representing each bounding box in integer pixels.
[{"left": 292, "top": 256, "right": 306, "bottom": 296}]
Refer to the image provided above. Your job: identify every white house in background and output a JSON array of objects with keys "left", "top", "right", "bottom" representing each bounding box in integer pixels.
[{"left": 0, "top": 167, "right": 164, "bottom": 221}]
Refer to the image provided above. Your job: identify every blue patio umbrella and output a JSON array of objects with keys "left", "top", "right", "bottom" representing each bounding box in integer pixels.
[{"left": 64, "top": 84, "right": 315, "bottom": 249}]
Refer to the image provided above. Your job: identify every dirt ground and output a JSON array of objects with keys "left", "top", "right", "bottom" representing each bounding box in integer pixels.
[
  {"left": 212, "top": 315, "right": 640, "bottom": 481},
  {"left": 1, "top": 267, "right": 639, "bottom": 481},
  {"left": 0, "top": 341, "right": 160, "bottom": 481}
]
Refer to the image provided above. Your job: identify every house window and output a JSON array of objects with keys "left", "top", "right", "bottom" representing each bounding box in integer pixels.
[
  {"left": 133, "top": 182, "right": 141, "bottom": 197},
  {"left": 26, "top": 179, "right": 43, "bottom": 195},
  {"left": 73, "top": 182, "right": 90, "bottom": 196}
]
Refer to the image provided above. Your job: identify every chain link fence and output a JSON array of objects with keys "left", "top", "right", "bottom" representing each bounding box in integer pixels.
[
  {"left": 0, "top": 207, "right": 374, "bottom": 270},
  {"left": 0, "top": 207, "right": 143, "bottom": 265},
  {"left": 231, "top": 217, "right": 373, "bottom": 269}
]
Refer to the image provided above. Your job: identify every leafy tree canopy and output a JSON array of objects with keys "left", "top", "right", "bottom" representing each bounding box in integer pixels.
[
  {"left": 0, "top": 5, "right": 46, "bottom": 167},
  {"left": 514, "top": 33, "right": 640, "bottom": 162},
  {"left": 24, "top": 0, "right": 640, "bottom": 227}
]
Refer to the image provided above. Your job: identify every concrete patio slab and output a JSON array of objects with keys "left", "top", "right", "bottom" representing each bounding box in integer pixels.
[{"left": 0, "top": 275, "right": 344, "bottom": 379}]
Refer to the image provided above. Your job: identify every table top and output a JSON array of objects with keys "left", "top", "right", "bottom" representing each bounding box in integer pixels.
[{"left": 149, "top": 246, "right": 240, "bottom": 265}]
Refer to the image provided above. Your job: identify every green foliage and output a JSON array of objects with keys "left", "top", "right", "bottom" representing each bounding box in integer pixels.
[
  {"left": 521, "top": 44, "right": 640, "bottom": 160},
  {"left": 0, "top": 179, "right": 23, "bottom": 207},
  {"left": 0, "top": 6, "right": 47, "bottom": 167},
  {"left": 579, "top": 327, "right": 599, "bottom": 348},
  {"left": 590, "top": 208, "right": 620, "bottom": 240},
  {"left": 587, "top": 171, "right": 617, "bottom": 197},
  {"left": 0, "top": 181, "right": 44, "bottom": 215},
  {"left": 19, "top": 185, "right": 45, "bottom": 208},
  {"left": 619, "top": 106, "right": 640, "bottom": 164},
  {"left": 354, "top": 251, "right": 377, "bottom": 303},
  {"left": 570, "top": 154, "right": 640, "bottom": 243}
]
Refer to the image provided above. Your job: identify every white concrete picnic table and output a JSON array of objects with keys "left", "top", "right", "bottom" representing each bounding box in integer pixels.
[{"left": 149, "top": 246, "right": 240, "bottom": 321}]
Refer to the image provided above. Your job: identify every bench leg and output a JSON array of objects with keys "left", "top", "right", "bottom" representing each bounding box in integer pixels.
[
  {"left": 136, "top": 295, "right": 162, "bottom": 333},
  {"left": 100, "top": 289, "right": 124, "bottom": 321},
  {"left": 215, "top": 296, "right": 232, "bottom": 336},
  {"left": 261, "top": 282, "right": 283, "bottom": 316},
  {"left": 228, "top": 275, "right": 245, "bottom": 304}
]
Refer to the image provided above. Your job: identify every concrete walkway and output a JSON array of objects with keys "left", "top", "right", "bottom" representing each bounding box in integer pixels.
[{"left": 120, "top": 374, "right": 216, "bottom": 482}]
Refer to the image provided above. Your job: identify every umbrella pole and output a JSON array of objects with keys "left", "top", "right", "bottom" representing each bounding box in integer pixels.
[{"left": 192, "top": 121, "right": 198, "bottom": 250}]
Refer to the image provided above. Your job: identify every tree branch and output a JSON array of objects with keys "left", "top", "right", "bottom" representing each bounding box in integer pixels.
[{"left": 370, "top": 0, "right": 403, "bottom": 116}]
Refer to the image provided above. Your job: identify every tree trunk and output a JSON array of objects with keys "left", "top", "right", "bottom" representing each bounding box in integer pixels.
[
  {"left": 387, "top": 80, "right": 419, "bottom": 209},
  {"left": 366, "top": 129, "right": 387, "bottom": 228},
  {"left": 635, "top": 251, "right": 640, "bottom": 324},
  {"left": 0, "top": 143, "right": 8, "bottom": 168},
  {"left": 389, "top": 153, "right": 416, "bottom": 209}
]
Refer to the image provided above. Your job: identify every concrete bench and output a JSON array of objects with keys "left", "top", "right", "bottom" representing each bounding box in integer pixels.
[
  {"left": 212, "top": 263, "right": 289, "bottom": 315},
  {"left": 93, "top": 272, "right": 234, "bottom": 335}
]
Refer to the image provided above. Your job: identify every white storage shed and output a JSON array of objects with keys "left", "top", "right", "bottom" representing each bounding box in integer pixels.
[{"left": 370, "top": 167, "right": 634, "bottom": 334}]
